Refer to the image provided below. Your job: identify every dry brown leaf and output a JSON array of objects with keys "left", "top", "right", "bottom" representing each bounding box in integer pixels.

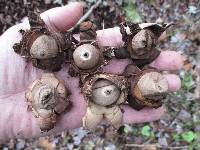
[{"left": 39, "top": 138, "right": 54, "bottom": 150}]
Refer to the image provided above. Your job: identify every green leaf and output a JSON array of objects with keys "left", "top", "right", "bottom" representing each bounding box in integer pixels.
[
  {"left": 182, "top": 73, "right": 194, "bottom": 91},
  {"left": 123, "top": 124, "right": 133, "bottom": 134},
  {"left": 172, "top": 133, "right": 181, "bottom": 141},
  {"left": 124, "top": 127, "right": 129, "bottom": 134},
  {"left": 123, "top": 0, "right": 142, "bottom": 23},
  {"left": 181, "top": 131, "right": 197, "bottom": 143},
  {"left": 84, "top": 141, "right": 95, "bottom": 150},
  {"left": 189, "top": 145, "right": 195, "bottom": 150},
  {"left": 141, "top": 125, "right": 151, "bottom": 137}
]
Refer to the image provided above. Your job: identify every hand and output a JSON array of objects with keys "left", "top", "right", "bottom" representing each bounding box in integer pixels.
[{"left": 0, "top": 2, "right": 183, "bottom": 142}]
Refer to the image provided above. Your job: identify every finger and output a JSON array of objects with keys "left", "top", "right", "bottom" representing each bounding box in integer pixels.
[
  {"left": 150, "top": 51, "right": 184, "bottom": 71},
  {"left": 97, "top": 27, "right": 123, "bottom": 47},
  {"left": 97, "top": 27, "right": 183, "bottom": 71},
  {"left": 0, "top": 74, "right": 86, "bottom": 142},
  {"left": 103, "top": 58, "right": 132, "bottom": 74},
  {"left": 41, "top": 2, "right": 83, "bottom": 31},
  {"left": 158, "top": 31, "right": 166, "bottom": 41},
  {"left": 96, "top": 27, "right": 166, "bottom": 47},
  {"left": 164, "top": 74, "right": 181, "bottom": 92},
  {"left": 122, "top": 105, "right": 165, "bottom": 124},
  {"left": 103, "top": 59, "right": 181, "bottom": 92}
]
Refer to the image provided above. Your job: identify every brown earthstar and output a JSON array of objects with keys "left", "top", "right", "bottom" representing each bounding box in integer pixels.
[
  {"left": 114, "top": 22, "right": 173, "bottom": 67},
  {"left": 68, "top": 21, "right": 113, "bottom": 78},
  {"left": 124, "top": 64, "right": 168, "bottom": 110},
  {"left": 25, "top": 73, "right": 70, "bottom": 131},
  {"left": 82, "top": 73, "right": 128, "bottom": 129},
  {"left": 13, "top": 10, "right": 73, "bottom": 71}
]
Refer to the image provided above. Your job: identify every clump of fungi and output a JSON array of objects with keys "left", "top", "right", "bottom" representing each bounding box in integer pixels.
[{"left": 12, "top": 8, "right": 175, "bottom": 130}]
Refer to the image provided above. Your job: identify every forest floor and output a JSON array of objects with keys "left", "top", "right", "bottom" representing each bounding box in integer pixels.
[{"left": 0, "top": 0, "right": 200, "bottom": 149}]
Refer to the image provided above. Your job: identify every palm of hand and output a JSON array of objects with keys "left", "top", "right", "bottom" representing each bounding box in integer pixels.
[{"left": 0, "top": 2, "right": 183, "bottom": 141}]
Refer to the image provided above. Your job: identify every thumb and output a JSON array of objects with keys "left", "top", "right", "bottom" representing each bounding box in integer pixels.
[
  {"left": 0, "top": 2, "right": 83, "bottom": 96},
  {"left": 0, "top": 72, "right": 86, "bottom": 142},
  {"left": 41, "top": 2, "right": 83, "bottom": 31}
]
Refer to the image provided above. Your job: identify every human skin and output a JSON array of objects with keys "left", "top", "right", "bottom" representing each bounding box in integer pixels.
[{"left": 0, "top": 2, "right": 183, "bottom": 142}]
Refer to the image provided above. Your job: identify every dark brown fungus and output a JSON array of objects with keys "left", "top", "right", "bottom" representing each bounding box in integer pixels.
[{"left": 115, "top": 22, "right": 173, "bottom": 67}]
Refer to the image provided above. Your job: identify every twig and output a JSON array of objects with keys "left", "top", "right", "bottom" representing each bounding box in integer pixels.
[
  {"left": 125, "top": 143, "right": 188, "bottom": 150},
  {"left": 69, "top": 0, "right": 102, "bottom": 32}
]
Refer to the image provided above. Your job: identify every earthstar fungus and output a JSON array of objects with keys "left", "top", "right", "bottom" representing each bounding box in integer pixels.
[
  {"left": 115, "top": 22, "right": 174, "bottom": 67},
  {"left": 82, "top": 73, "right": 128, "bottom": 129},
  {"left": 25, "top": 73, "right": 70, "bottom": 131},
  {"left": 13, "top": 11, "right": 73, "bottom": 71},
  {"left": 124, "top": 64, "right": 168, "bottom": 110},
  {"left": 68, "top": 21, "right": 112, "bottom": 77}
]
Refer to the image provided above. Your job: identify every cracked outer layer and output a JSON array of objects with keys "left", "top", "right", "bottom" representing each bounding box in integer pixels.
[
  {"left": 79, "top": 21, "right": 97, "bottom": 42},
  {"left": 82, "top": 73, "right": 128, "bottom": 129},
  {"left": 116, "top": 22, "right": 173, "bottom": 67},
  {"left": 124, "top": 65, "right": 168, "bottom": 110},
  {"left": 25, "top": 73, "right": 70, "bottom": 131},
  {"left": 13, "top": 11, "right": 73, "bottom": 71}
]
